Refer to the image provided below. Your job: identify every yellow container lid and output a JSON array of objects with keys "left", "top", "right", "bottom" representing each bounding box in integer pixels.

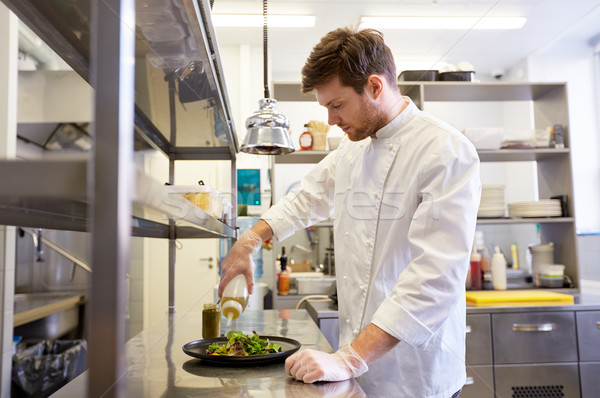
[{"left": 466, "top": 290, "right": 574, "bottom": 307}]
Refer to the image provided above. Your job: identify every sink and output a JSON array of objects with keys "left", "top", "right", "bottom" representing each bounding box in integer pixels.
[{"left": 14, "top": 292, "right": 87, "bottom": 341}]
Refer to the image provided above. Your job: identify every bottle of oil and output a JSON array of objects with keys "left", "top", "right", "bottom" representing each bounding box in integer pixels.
[{"left": 221, "top": 274, "right": 249, "bottom": 326}]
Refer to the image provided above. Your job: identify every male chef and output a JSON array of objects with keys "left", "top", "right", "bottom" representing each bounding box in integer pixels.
[{"left": 218, "top": 27, "right": 481, "bottom": 398}]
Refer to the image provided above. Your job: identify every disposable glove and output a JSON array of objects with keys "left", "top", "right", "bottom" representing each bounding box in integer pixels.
[
  {"left": 217, "top": 229, "right": 262, "bottom": 296},
  {"left": 285, "top": 344, "right": 369, "bottom": 384}
]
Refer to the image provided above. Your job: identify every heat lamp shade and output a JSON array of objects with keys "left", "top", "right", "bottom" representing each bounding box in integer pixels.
[{"left": 241, "top": 98, "right": 295, "bottom": 155}]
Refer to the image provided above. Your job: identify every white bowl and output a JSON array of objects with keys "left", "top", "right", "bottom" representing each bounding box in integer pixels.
[{"left": 327, "top": 136, "right": 343, "bottom": 150}]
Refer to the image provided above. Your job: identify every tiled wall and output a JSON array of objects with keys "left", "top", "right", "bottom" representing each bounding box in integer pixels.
[{"left": 1, "top": 227, "right": 16, "bottom": 398}]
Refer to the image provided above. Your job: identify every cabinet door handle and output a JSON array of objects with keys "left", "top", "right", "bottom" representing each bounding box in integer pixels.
[
  {"left": 464, "top": 376, "right": 474, "bottom": 385},
  {"left": 596, "top": 321, "right": 600, "bottom": 329},
  {"left": 465, "top": 325, "right": 472, "bottom": 333},
  {"left": 512, "top": 323, "right": 555, "bottom": 332}
]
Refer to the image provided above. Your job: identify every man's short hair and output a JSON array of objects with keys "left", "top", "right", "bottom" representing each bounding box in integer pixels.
[{"left": 301, "top": 27, "right": 397, "bottom": 94}]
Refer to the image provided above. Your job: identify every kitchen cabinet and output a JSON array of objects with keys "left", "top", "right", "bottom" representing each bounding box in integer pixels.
[
  {"left": 273, "top": 81, "right": 580, "bottom": 292},
  {"left": 0, "top": 0, "right": 237, "bottom": 394}
]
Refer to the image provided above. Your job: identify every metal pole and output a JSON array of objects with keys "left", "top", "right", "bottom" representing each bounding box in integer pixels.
[
  {"left": 89, "top": 0, "right": 135, "bottom": 396},
  {"left": 168, "top": 76, "right": 177, "bottom": 314}
]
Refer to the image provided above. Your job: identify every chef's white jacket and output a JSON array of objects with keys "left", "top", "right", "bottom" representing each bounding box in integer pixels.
[{"left": 263, "top": 98, "right": 481, "bottom": 397}]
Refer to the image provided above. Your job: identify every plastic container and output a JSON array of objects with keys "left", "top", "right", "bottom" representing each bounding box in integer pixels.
[
  {"left": 463, "top": 127, "right": 504, "bottom": 150},
  {"left": 492, "top": 246, "right": 507, "bottom": 290},
  {"left": 221, "top": 274, "right": 249, "bottom": 325},
  {"left": 439, "top": 71, "right": 475, "bottom": 81},
  {"left": 540, "top": 264, "right": 565, "bottom": 287},
  {"left": 398, "top": 70, "right": 439, "bottom": 82}
]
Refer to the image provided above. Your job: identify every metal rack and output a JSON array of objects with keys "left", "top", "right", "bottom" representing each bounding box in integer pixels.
[
  {"left": 273, "top": 81, "right": 580, "bottom": 291},
  {"left": 0, "top": 0, "right": 238, "bottom": 395}
]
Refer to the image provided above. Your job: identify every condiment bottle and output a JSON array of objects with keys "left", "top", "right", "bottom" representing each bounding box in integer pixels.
[
  {"left": 299, "top": 124, "right": 313, "bottom": 150},
  {"left": 492, "top": 246, "right": 507, "bottom": 290},
  {"left": 277, "top": 247, "right": 290, "bottom": 295},
  {"left": 481, "top": 247, "right": 493, "bottom": 290},
  {"left": 470, "top": 248, "right": 482, "bottom": 290},
  {"left": 510, "top": 243, "right": 519, "bottom": 269},
  {"left": 221, "top": 274, "right": 249, "bottom": 326},
  {"left": 202, "top": 303, "right": 221, "bottom": 338}
]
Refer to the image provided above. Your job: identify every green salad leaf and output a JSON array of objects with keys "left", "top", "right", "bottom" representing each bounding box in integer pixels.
[{"left": 207, "top": 331, "right": 282, "bottom": 356}]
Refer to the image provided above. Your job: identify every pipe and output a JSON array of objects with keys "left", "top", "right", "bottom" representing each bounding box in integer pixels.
[{"left": 23, "top": 228, "right": 92, "bottom": 273}]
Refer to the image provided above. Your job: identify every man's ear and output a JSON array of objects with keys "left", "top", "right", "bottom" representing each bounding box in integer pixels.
[{"left": 366, "top": 75, "right": 384, "bottom": 100}]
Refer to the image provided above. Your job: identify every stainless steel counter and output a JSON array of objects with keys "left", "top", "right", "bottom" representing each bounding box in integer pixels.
[{"left": 53, "top": 309, "right": 366, "bottom": 397}]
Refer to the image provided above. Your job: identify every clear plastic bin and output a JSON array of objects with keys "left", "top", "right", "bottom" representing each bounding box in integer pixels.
[{"left": 12, "top": 340, "right": 87, "bottom": 397}]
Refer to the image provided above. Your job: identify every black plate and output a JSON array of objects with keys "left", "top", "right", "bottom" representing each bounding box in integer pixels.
[{"left": 182, "top": 335, "right": 301, "bottom": 365}]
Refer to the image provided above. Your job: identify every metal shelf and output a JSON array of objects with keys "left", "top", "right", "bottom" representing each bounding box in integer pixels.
[
  {"left": 274, "top": 149, "right": 570, "bottom": 164},
  {"left": 3, "top": 0, "right": 239, "bottom": 160},
  {"left": 273, "top": 82, "right": 567, "bottom": 103},
  {"left": 477, "top": 148, "right": 570, "bottom": 162},
  {"left": 274, "top": 151, "right": 330, "bottom": 164},
  {"left": 477, "top": 217, "right": 574, "bottom": 225},
  {"left": 0, "top": 160, "right": 234, "bottom": 239}
]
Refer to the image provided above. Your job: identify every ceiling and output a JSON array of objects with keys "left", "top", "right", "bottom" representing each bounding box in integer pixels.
[{"left": 211, "top": 0, "right": 600, "bottom": 81}]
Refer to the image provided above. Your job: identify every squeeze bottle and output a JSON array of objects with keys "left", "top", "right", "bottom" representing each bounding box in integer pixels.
[
  {"left": 221, "top": 274, "right": 249, "bottom": 326},
  {"left": 492, "top": 246, "right": 507, "bottom": 290},
  {"left": 277, "top": 247, "right": 290, "bottom": 295},
  {"left": 470, "top": 248, "right": 482, "bottom": 290}
]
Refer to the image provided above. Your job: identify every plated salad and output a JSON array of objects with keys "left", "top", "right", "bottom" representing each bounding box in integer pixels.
[{"left": 207, "top": 331, "right": 283, "bottom": 356}]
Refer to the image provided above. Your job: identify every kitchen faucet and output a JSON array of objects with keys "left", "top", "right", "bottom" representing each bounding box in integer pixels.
[{"left": 32, "top": 228, "right": 44, "bottom": 262}]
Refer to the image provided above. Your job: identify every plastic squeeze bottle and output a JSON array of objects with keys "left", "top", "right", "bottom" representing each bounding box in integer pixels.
[
  {"left": 492, "top": 246, "right": 507, "bottom": 290},
  {"left": 221, "top": 274, "right": 249, "bottom": 327},
  {"left": 470, "top": 248, "right": 482, "bottom": 290},
  {"left": 277, "top": 247, "right": 290, "bottom": 295}
]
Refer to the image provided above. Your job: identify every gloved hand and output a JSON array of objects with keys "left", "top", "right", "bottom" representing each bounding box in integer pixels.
[
  {"left": 218, "top": 229, "right": 262, "bottom": 297},
  {"left": 285, "top": 344, "right": 369, "bottom": 384}
]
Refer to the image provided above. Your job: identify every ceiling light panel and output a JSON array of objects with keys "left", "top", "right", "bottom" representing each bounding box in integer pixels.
[
  {"left": 360, "top": 16, "right": 527, "bottom": 30},
  {"left": 212, "top": 14, "right": 315, "bottom": 28}
]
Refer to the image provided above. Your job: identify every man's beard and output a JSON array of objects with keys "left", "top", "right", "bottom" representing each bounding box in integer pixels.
[{"left": 347, "top": 96, "right": 388, "bottom": 142}]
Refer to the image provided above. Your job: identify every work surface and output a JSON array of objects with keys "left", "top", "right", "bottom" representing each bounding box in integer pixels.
[{"left": 53, "top": 309, "right": 366, "bottom": 397}]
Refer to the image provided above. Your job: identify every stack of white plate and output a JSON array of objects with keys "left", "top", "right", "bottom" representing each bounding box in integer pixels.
[
  {"left": 478, "top": 185, "right": 505, "bottom": 218},
  {"left": 508, "top": 199, "right": 562, "bottom": 218}
]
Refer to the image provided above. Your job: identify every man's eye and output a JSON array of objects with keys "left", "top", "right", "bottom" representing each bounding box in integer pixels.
[{"left": 332, "top": 104, "right": 341, "bottom": 109}]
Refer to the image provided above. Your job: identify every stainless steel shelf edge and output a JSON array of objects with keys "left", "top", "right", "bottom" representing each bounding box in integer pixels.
[
  {"left": 476, "top": 217, "right": 575, "bottom": 225},
  {"left": 274, "top": 82, "right": 568, "bottom": 102},
  {"left": 0, "top": 160, "right": 234, "bottom": 238},
  {"left": 274, "top": 149, "right": 571, "bottom": 164}
]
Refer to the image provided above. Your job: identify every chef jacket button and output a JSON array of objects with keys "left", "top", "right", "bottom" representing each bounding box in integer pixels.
[
  {"left": 345, "top": 232, "right": 349, "bottom": 237},
  {"left": 347, "top": 186, "right": 351, "bottom": 191},
  {"left": 343, "top": 275, "right": 348, "bottom": 280},
  {"left": 373, "top": 191, "right": 379, "bottom": 198},
  {"left": 353, "top": 329, "right": 359, "bottom": 335},
  {"left": 346, "top": 318, "right": 351, "bottom": 324},
  {"left": 360, "top": 285, "right": 365, "bottom": 291},
  {"left": 387, "top": 143, "right": 394, "bottom": 149}
]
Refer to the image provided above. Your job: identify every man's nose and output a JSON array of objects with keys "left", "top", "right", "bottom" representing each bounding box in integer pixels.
[{"left": 327, "top": 111, "right": 339, "bottom": 126}]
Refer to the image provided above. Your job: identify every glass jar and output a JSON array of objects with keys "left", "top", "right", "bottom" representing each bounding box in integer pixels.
[{"left": 202, "top": 303, "right": 221, "bottom": 339}]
